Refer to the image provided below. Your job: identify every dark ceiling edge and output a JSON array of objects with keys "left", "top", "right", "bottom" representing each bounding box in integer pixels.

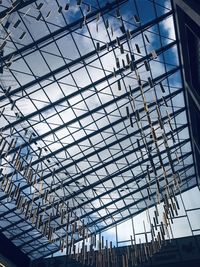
[
  {"left": 171, "top": 0, "right": 200, "bottom": 188},
  {"left": 0, "top": 231, "right": 30, "bottom": 267}
]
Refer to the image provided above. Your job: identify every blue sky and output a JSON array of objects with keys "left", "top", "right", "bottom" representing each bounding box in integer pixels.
[{"left": 0, "top": 0, "right": 199, "bottom": 260}]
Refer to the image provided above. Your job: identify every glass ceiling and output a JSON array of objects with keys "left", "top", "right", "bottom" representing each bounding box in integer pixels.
[{"left": 0, "top": 0, "right": 198, "bottom": 261}]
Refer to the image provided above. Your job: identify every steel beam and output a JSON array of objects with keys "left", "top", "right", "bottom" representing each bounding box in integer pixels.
[
  {"left": 1, "top": 108, "right": 185, "bottom": 220},
  {"left": 0, "top": 0, "right": 37, "bottom": 19},
  {"left": 19, "top": 161, "right": 194, "bottom": 250},
  {"left": 15, "top": 134, "right": 191, "bottom": 246},
  {"left": 22, "top": 136, "right": 190, "bottom": 214},
  {"left": 1, "top": 109, "right": 187, "bottom": 239},
  {"left": 27, "top": 169, "right": 194, "bottom": 257},
  {"left": 1, "top": 84, "right": 182, "bottom": 180},
  {"left": 1, "top": 64, "right": 179, "bottom": 162},
  {"left": 0, "top": 88, "right": 184, "bottom": 206},
  {"left": 3, "top": 120, "right": 187, "bottom": 232},
  {"left": 1, "top": 41, "right": 176, "bottom": 133},
  {"left": 2, "top": 0, "right": 128, "bottom": 63}
]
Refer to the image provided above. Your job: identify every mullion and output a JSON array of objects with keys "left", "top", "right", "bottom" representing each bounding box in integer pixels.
[
  {"left": 15, "top": 155, "right": 193, "bottom": 250},
  {"left": 147, "top": 0, "right": 171, "bottom": 11},
  {"left": 28, "top": 166, "right": 194, "bottom": 258},
  {"left": 4, "top": 120, "right": 188, "bottom": 232},
  {"left": 3, "top": 122, "right": 187, "bottom": 247},
  {"left": 45, "top": 133, "right": 189, "bottom": 214},
  {"left": 1, "top": 46, "right": 178, "bottom": 161},
  {"left": 1, "top": 56, "right": 134, "bottom": 130},
  {"left": 3, "top": 22, "right": 175, "bottom": 91},
  {"left": 1, "top": 67, "right": 180, "bottom": 181},
  {"left": 86, "top": 171, "right": 194, "bottom": 229},
  {"left": 1, "top": 37, "right": 123, "bottom": 111},
  {"left": 1, "top": 22, "right": 66, "bottom": 196},
  {"left": 40, "top": 8, "right": 113, "bottom": 216},
  {"left": 1, "top": 92, "right": 184, "bottom": 204},
  {"left": 111, "top": 7, "right": 151, "bottom": 209},
  {"left": 151, "top": 3, "right": 181, "bottom": 126},
  {"left": 0, "top": 136, "right": 83, "bottom": 241},
  {"left": 171, "top": 4, "right": 199, "bottom": 187},
  {"left": 1, "top": 67, "right": 97, "bottom": 230},
  {"left": 0, "top": 0, "right": 37, "bottom": 19},
  {"left": 0, "top": 112, "right": 70, "bottom": 214},
  {"left": 81, "top": 6, "right": 135, "bottom": 185},
  {"left": 2, "top": 0, "right": 126, "bottom": 63},
  {"left": 95, "top": 173, "right": 196, "bottom": 235},
  {"left": 77, "top": 165, "right": 194, "bottom": 231},
  {"left": 152, "top": 0, "right": 189, "bottom": 186},
  {"left": 1, "top": 2, "right": 128, "bottom": 92},
  {"left": 53, "top": 2, "right": 120, "bottom": 188},
  {"left": 0, "top": 11, "right": 174, "bottom": 110},
  {"left": 15, "top": 11, "right": 78, "bottom": 172},
  {"left": 34, "top": 97, "right": 184, "bottom": 180},
  {"left": 10, "top": 102, "right": 116, "bottom": 140},
  {"left": 0, "top": 91, "right": 184, "bottom": 210},
  {"left": 0, "top": 99, "right": 123, "bottom": 194},
  {"left": 1, "top": 0, "right": 194, "bottom": 260},
  {"left": 4, "top": 226, "right": 50, "bottom": 252},
  {"left": 1, "top": 67, "right": 179, "bottom": 189},
  {"left": 0, "top": 0, "right": 195, "bottom": 260},
  {"left": 159, "top": 4, "right": 193, "bottom": 188},
  {"left": 90, "top": 2, "right": 138, "bottom": 166},
  {"left": 60, "top": 92, "right": 135, "bottom": 218},
  {"left": 5, "top": 0, "right": 171, "bottom": 65}
]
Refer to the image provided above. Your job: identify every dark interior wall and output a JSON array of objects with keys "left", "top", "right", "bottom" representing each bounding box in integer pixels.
[
  {"left": 172, "top": 0, "right": 200, "bottom": 187},
  {"left": 0, "top": 253, "right": 17, "bottom": 267},
  {"left": 31, "top": 235, "right": 200, "bottom": 267},
  {"left": 0, "top": 231, "right": 30, "bottom": 267},
  {"left": 31, "top": 257, "right": 82, "bottom": 267}
]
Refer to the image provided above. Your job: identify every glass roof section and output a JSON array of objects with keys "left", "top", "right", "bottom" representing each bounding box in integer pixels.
[{"left": 0, "top": 0, "right": 198, "bottom": 261}]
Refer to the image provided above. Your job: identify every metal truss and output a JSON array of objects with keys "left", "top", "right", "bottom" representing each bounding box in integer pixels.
[{"left": 0, "top": 0, "right": 198, "bottom": 261}]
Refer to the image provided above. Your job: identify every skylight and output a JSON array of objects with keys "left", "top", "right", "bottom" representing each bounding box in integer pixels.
[{"left": 0, "top": 0, "right": 198, "bottom": 261}]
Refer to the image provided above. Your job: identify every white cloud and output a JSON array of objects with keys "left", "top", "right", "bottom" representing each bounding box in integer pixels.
[
  {"left": 163, "top": 15, "right": 176, "bottom": 40},
  {"left": 0, "top": 1, "right": 194, "bottom": 256}
]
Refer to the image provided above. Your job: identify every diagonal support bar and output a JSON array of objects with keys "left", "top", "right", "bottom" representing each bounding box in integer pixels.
[
  {"left": 0, "top": 0, "right": 37, "bottom": 19},
  {"left": 1, "top": 64, "right": 179, "bottom": 160},
  {"left": 1, "top": 41, "right": 177, "bottom": 132},
  {"left": 11, "top": 125, "right": 190, "bottom": 244},
  {"left": 2, "top": 0, "right": 128, "bottom": 62},
  {"left": 26, "top": 166, "right": 194, "bottom": 256}
]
